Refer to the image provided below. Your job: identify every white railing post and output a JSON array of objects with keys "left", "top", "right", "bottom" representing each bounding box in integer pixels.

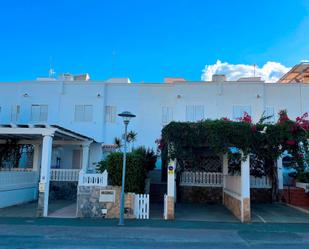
[
  {"left": 50, "top": 169, "right": 80, "bottom": 182},
  {"left": 77, "top": 170, "right": 108, "bottom": 187}
]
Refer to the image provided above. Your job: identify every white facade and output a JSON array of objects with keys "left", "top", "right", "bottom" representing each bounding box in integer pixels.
[{"left": 0, "top": 79, "right": 308, "bottom": 151}]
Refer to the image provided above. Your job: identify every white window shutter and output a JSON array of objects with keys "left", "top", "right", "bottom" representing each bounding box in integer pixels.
[
  {"left": 195, "top": 105, "right": 204, "bottom": 121},
  {"left": 105, "top": 106, "right": 116, "bottom": 123},
  {"left": 31, "top": 105, "right": 40, "bottom": 122},
  {"left": 186, "top": 105, "right": 194, "bottom": 121},
  {"left": 75, "top": 105, "right": 84, "bottom": 122},
  {"left": 84, "top": 105, "right": 93, "bottom": 122},
  {"left": 40, "top": 105, "right": 48, "bottom": 122}
]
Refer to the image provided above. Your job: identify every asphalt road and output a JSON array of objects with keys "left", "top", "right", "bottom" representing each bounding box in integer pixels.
[{"left": 0, "top": 219, "right": 309, "bottom": 249}]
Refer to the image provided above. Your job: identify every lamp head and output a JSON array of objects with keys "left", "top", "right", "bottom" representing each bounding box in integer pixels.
[{"left": 118, "top": 111, "right": 136, "bottom": 124}]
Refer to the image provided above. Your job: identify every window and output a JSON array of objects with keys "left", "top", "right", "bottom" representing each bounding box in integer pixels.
[
  {"left": 11, "top": 105, "right": 20, "bottom": 122},
  {"left": 31, "top": 104, "right": 48, "bottom": 122},
  {"left": 162, "top": 106, "right": 173, "bottom": 124},
  {"left": 105, "top": 106, "right": 117, "bottom": 123},
  {"left": 264, "top": 106, "right": 275, "bottom": 123},
  {"left": 232, "top": 105, "right": 251, "bottom": 120},
  {"left": 186, "top": 105, "right": 204, "bottom": 122},
  {"left": 75, "top": 105, "right": 93, "bottom": 122}
]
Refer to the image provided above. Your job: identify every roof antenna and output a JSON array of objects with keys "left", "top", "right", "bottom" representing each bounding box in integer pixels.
[{"left": 48, "top": 56, "right": 56, "bottom": 78}]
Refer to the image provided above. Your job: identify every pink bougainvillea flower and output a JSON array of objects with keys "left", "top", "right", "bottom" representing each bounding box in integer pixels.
[
  {"left": 278, "top": 110, "right": 289, "bottom": 124},
  {"left": 239, "top": 112, "right": 252, "bottom": 123},
  {"left": 286, "top": 140, "right": 296, "bottom": 145}
]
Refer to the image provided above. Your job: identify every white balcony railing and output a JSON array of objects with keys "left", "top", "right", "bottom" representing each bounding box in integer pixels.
[
  {"left": 78, "top": 170, "right": 108, "bottom": 187},
  {"left": 180, "top": 172, "right": 223, "bottom": 187},
  {"left": 180, "top": 171, "right": 272, "bottom": 190},
  {"left": 50, "top": 169, "right": 80, "bottom": 182},
  {"left": 250, "top": 175, "right": 271, "bottom": 188}
]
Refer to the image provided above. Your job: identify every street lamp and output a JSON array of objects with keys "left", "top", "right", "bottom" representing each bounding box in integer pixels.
[{"left": 118, "top": 111, "right": 136, "bottom": 226}]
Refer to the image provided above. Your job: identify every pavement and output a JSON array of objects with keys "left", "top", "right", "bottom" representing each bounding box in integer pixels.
[
  {"left": 0, "top": 200, "right": 75, "bottom": 218},
  {"left": 2, "top": 202, "right": 309, "bottom": 248},
  {"left": 0, "top": 218, "right": 309, "bottom": 248}
]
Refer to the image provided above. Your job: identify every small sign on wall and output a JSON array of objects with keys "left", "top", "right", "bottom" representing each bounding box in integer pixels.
[
  {"left": 168, "top": 161, "right": 175, "bottom": 175},
  {"left": 39, "top": 183, "right": 45, "bottom": 193},
  {"left": 99, "top": 190, "right": 115, "bottom": 203}
]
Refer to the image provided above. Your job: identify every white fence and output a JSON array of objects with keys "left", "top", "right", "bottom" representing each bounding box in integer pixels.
[
  {"left": 134, "top": 194, "right": 149, "bottom": 219},
  {"left": 0, "top": 171, "right": 38, "bottom": 191},
  {"left": 78, "top": 170, "right": 108, "bottom": 187},
  {"left": 180, "top": 171, "right": 272, "bottom": 189},
  {"left": 250, "top": 175, "right": 271, "bottom": 188},
  {"left": 180, "top": 172, "right": 223, "bottom": 186},
  {"left": 50, "top": 169, "right": 80, "bottom": 182}
]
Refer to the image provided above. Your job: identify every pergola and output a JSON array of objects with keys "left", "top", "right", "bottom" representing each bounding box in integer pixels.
[{"left": 0, "top": 124, "right": 94, "bottom": 217}]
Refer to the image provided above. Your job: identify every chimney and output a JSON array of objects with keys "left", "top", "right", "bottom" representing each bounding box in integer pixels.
[
  {"left": 164, "top": 77, "right": 186, "bottom": 83},
  {"left": 212, "top": 74, "right": 226, "bottom": 82}
]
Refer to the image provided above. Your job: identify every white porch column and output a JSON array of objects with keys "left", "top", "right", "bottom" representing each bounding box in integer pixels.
[
  {"left": 81, "top": 142, "right": 91, "bottom": 172},
  {"left": 277, "top": 157, "right": 284, "bottom": 190},
  {"left": 240, "top": 154, "right": 250, "bottom": 222},
  {"left": 32, "top": 144, "right": 41, "bottom": 171},
  {"left": 37, "top": 133, "right": 54, "bottom": 217}
]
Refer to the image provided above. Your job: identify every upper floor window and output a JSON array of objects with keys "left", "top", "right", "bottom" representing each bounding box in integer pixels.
[
  {"left": 31, "top": 104, "right": 48, "bottom": 122},
  {"left": 162, "top": 106, "right": 173, "bottom": 125},
  {"left": 186, "top": 105, "right": 204, "bottom": 122},
  {"left": 105, "top": 106, "right": 117, "bottom": 123},
  {"left": 75, "top": 105, "right": 93, "bottom": 122},
  {"left": 232, "top": 105, "right": 251, "bottom": 120},
  {"left": 11, "top": 105, "right": 20, "bottom": 122}
]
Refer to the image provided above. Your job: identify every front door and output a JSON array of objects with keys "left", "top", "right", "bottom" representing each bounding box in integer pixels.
[{"left": 72, "top": 150, "right": 81, "bottom": 169}]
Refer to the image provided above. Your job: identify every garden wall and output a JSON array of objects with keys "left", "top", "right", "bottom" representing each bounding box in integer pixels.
[
  {"left": 178, "top": 186, "right": 222, "bottom": 204},
  {"left": 178, "top": 186, "right": 271, "bottom": 204},
  {"left": 223, "top": 191, "right": 250, "bottom": 222},
  {"left": 77, "top": 185, "right": 135, "bottom": 218}
]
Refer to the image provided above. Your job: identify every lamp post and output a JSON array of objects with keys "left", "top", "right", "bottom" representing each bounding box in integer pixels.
[{"left": 118, "top": 111, "right": 136, "bottom": 226}]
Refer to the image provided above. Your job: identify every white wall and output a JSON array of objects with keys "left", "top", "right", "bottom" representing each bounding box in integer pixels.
[{"left": 0, "top": 80, "right": 308, "bottom": 153}]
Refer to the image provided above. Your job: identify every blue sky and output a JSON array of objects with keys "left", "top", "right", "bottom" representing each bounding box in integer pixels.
[{"left": 1, "top": 0, "right": 309, "bottom": 82}]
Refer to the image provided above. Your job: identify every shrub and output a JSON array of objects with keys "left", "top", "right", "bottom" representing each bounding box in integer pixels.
[
  {"left": 297, "top": 172, "right": 309, "bottom": 183},
  {"left": 133, "top": 146, "right": 157, "bottom": 172},
  {"left": 97, "top": 152, "right": 147, "bottom": 193}
]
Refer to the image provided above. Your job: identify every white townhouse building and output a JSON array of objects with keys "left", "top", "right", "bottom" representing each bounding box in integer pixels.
[{"left": 0, "top": 62, "right": 308, "bottom": 218}]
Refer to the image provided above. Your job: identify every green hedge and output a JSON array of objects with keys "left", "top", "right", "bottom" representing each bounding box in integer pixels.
[{"left": 98, "top": 151, "right": 151, "bottom": 193}]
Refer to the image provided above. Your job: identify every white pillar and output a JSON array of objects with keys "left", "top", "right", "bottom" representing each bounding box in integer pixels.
[
  {"left": 32, "top": 144, "right": 41, "bottom": 171},
  {"left": 81, "top": 142, "right": 91, "bottom": 172},
  {"left": 222, "top": 153, "right": 228, "bottom": 204},
  {"left": 39, "top": 133, "right": 53, "bottom": 217},
  {"left": 222, "top": 154, "right": 228, "bottom": 188},
  {"left": 241, "top": 156, "right": 250, "bottom": 199},
  {"left": 167, "top": 159, "right": 176, "bottom": 198},
  {"left": 240, "top": 154, "right": 250, "bottom": 222},
  {"left": 277, "top": 157, "right": 284, "bottom": 190}
]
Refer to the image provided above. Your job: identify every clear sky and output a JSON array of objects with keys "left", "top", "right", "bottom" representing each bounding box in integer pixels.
[{"left": 1, "top": 0, "right": 309, "bottom": 82}]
